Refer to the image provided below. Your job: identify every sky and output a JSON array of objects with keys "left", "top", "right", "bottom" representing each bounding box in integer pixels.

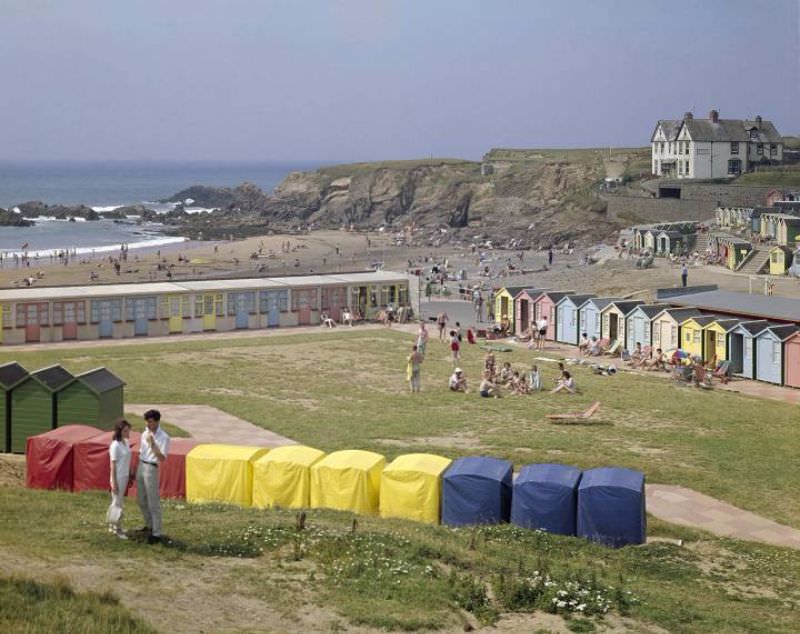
[{"left": 0, "top": 0, "right": 797, "bottom": 162}]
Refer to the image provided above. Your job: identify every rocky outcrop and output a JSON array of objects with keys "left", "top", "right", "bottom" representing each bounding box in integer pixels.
[
  {"left": 0, "top": 208, "right": 33, "bottom": 227},
  {"left": 99, "top": 204, "right": 156, "bottom": 219},
  {"left": 16, "top": 201, "right": 100, "bottom": 221}
]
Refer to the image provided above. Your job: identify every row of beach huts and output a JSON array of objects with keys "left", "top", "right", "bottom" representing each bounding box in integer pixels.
[{"left": 493, "top": 286, "right": 800, "bottom": 388}]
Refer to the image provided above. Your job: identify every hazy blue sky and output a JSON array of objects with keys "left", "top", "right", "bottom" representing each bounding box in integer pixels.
[{"left": 1, "top": 0, "right": 797, "bottom": 161}]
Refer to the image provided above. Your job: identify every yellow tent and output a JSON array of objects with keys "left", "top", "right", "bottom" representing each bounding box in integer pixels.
[
  {"left": 252, "top": 445, "right": 326, "bottom": 509},
  {"left": 186, "top": 444, "right": 269, "bottom": 507},
  {"left": 310, "top": 450, "right": 385, "bottom": 515},
  {"left": 379, "top": 453, "right": 452, "bottom": 524}
]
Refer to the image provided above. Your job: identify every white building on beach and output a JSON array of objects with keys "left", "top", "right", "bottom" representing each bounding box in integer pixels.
[{"left": 651, "top": 110, "right": 783, "bottom": 180}]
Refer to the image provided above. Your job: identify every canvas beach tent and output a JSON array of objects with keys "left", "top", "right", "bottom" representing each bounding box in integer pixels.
[
  {"left": 73, "top": 429, "right": 142, "bottom": 492},
  {"left": 441, "top": 456, "right": 512, "bottom": 526},
  {"left": 310, "top": 450, "right": 386, "bottom": 515},
  {"left": 577, "top": 467, "right": 646, "bottom": 547},
  {"left": 510, "top": 463, "right": 582, "bottom": 535},
  {"left": 185, "top": 444, "right": 269, "bottom": 507},
  {"left": 25, "top": 424, "right": 102, "bottom": 490},
  {"left": 252, "top": 445, "right": 326, "bottom": 509},
  {"left": 379, "top": 453, "right": 452, "bottom": 524}
]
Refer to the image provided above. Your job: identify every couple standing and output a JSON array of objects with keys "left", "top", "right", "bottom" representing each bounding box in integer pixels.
[{"left": 107, "top": 409, "right": 171, "bottom": 544}]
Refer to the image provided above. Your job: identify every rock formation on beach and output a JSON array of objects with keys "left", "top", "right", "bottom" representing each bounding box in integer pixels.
[
  {"left": 0, "top": 207, "right": 33, "bottom": 227},
  {"left": 15, "top": 201, "right": 100, "bottom": 221}
]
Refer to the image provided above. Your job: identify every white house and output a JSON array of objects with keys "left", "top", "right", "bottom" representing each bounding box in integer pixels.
[{"left": 651, "top": 110, "right": 783, "bottom": 180}]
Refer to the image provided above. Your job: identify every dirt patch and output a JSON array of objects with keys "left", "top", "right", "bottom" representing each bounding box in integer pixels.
[
  {"left": 377, "top": 431, "right": 485, "bottom": 450},
  {"left": 0, "top": 454, "right": 25, "bottom": 487}
]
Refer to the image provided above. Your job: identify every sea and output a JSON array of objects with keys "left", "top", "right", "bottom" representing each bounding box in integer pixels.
[{"left": 0, "top": 160, "right": 325, "bottom": 257}]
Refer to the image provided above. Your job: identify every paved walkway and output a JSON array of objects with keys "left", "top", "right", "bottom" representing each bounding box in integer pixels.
[
  {"left": 125, "top": 404, "right": 297, "bottom": 448},
  {"left": 647, "top": 484, "right": 800, "bottom": 549}
]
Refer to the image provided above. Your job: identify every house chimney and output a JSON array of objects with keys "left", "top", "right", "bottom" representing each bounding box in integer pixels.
[
  {"left": 684, "top": 111, "right": 693, "bottom": 120},
  {"left": 755, "top": 115, "right": 763, "bottom": 126},
  {"left": 709, "top": 109, "right": 719, "bottom": 123}
]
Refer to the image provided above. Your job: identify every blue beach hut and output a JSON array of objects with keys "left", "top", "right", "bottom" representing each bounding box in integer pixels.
[
  {"left": 578, "top": 298, "right": 620, "bottom": 342},
  {"left": 442, "top": 456, "right": 512, "bottom": 526},
  {"left": 510, "top": 463, "right": 582, "bottom": 535},
  {"left": 624, "top": 304, "right": 669, "bottom": 353},
  {"left": 555, "top": 295, "right": 595, "bottom": 346},
  {"left": 728, "top": 320, "right": 770, "bottom": 378},
  {"left": 577, "top": 467, "right": 646, "bottom": 547},
  {"left": 754, "top": 325, "right": 798, "bottom": 385}
]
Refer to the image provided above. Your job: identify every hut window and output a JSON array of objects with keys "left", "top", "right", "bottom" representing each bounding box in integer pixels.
[
  {"left": 772, "top": 341, "right": 780, "bottom": 363},
  {"left": 745, "top": 338, "right": 752, "bottom": 356},
  {"left": 570, "top": 308, "right": 576, "bottom": 326},
  {"left": 579, "top": 311, "right": 586, "bottom": 329},
  {"left": 693, "top": 330, "right": 700, "bottom": 343},
  {"left": 717, "top": 333, "right": 725, "bottom": 347},
  {"left": 671, "top": 326, "right": 677, "bottom": 346},
  {"left": 228, "top": 292, "right": 257, "bottom": 315},
  {"left": 398, "top": 286, "right": 408, "bottom": 306},
  {"left": 292, "top": 289, "right": 318, "bottom": 311},
  {"left": 1, "top": 303, "right": 10, "bottom": 328}
]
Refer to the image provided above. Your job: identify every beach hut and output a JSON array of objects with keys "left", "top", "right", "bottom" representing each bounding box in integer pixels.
[
  {"left": 56, "top": 367, "right": 125, "bottom": 430},
  {"left": 578, "top": 298, "right": 619, "bottom": 342},
  {"left": 310, "top": 450, "right": 386, "bottom": 516},
  {"left": 728, "top": 320, "right": 770, "bottom": 378},
  {"left": 494, "top": 286, "right": 527, "bottom": 330},
  {"left": 185, "top": 444, "right": 270, "bottom": 507},
  {"left": 251, "top": 445, "right": 326, "bottom": 509},
  {"left": 10, "top": 365, "right": 74, "bottom": 454},
  {"left": 782, "top": 330, "right": 800, "bottom": 389},
  {"left": 769, "top": 246, "right": 793, "bottom": 275},
  {"left": 25, "top": 424, "right": 102, "bottom": 490},
  {"left": 702, "top": 318, "right": 741, "bottom": 364},
  {"left": 624, "top": 304, "right": 669, "bottom": 353},
  {"left": 441, "top": 456, "right": 512, "bottom": 526},
  {"left": 599, "top": 300, "right": 643, "bottom": 347},
  {"left": 754, "top": 325, "right": 798, "bottom": 385},
  {"left": 678, "top": 315, "right": 718, "bottom": 359},
  {"left": 532, "top": 291, "right": 575, "bottom": 341},
  {"left": 510, "top": 463, "right": 582, "bottom": 535},
  {"left": 650, "top": 307, "right": 701, "bottom": 354},
  {"left": 337, "top": 271, "right": 410, "bottom": 321},
  {"left": 0, "top": 362, "right": 28, "bottom": 453},
  {"left": 577, "top": 467, "right": 646, "bottom": 548},
  {"left": 555, "top": 294, "right": 595, "bottom": 345},
  {"left": 128, "top": 437, "right": 199, "bottom": 500},
  {"left": 513, "top": 288, "right": 548, "bottom": 337},
  {"left": 379, "top": 453, "right": 452, "bottom": 524},
  {"left": 643, "top": 230, "right": 656, "bottom": 252},
  {"left": 655, "top": 230, "right": 691, "bottom": 257},
  {"left": 73, "top": 429, "right": 142, "bottom": 492}
]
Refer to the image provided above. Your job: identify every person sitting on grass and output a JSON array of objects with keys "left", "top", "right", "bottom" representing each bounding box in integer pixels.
[
  {"left": 479, "top": 370, "right": 501, "bottom": 398},
  {"left": 628, "top": 342, "right": 644, "bottom": 367},
  {"left": 529, "top": 364, "right": 542, "bottom": 391},
  {"left": 552, "top": 370, "right": 576, "bottom": 394},
  {"left": 643, "top": 348, "right": 666, "bottom": 371},
  {"left": 448, "top": 368, "right": 469, "bottom": 393},
  {"left": 499, "top": 361, "right": 513, "bottom": 385},
  {"left": 578, "top": 332, "right": 590, "bottom": 356},
  {"left": 588, "top": 336, "right": 602, "bottom": 356},
  {"left": 510, "top": 372, "right": 530, "bottom": 395}
]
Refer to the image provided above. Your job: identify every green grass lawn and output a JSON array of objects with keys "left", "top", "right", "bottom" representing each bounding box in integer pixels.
[{"left": 2, "top": 330, "right": 800, "bottom": 631}]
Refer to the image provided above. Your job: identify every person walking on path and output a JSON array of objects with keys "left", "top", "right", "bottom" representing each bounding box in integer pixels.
[
  {"left": 681, "top": 263, "right": 688, "bottom": 288},
  {"left": 416, "top": 322, "right": 429, "bottom": 356},
  {"left": 548, "top": 247, "right": 554, "bottom": 267},
  {"left": 406, "top": 344, "right": 424, "bottom": 393},
  {"left": 436, "top": 311, "right": 449, "bottom": 341},
  {"left": 136, "top": 409, "right": 170, "bottom": 544},
  {"left": 107, "top": 419, "right": 132, "bottom": 539},
  {"left": 424, "top": 281, "right": 432, "bottom": 302}
]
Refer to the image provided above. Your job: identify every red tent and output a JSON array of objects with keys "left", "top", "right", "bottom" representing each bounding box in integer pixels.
[
  {"left": 25, "top": 425, "right": 102, "bottom": 491},
  {"left": 128, "top": 437, "right": 198, "bottom": 500},
  {"left": 73, "top": 430, "right": 141, "bottom": 493}
]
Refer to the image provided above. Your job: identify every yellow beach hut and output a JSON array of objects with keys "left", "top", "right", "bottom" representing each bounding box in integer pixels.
[
  {"left": 702, "top": 318, "right": 741, "bottom": 364},
  {"left": 679, "top": 315, "right": 719, "bottom": 359},
  {"left": 252, "top": 445, "right": 326, "bottom": 509},
  {"left": 769, "top": 246, "right": 793, "bottom": 275},
  {"left": 310, "top": 450, "right": 386, "bottom": 516},
  {"left": 494, "top": 286, "right": 527, "bottom": 331},
  {"left": 379, "top": 453, "right": 452, "bottom": 525},
  {"left": 186, "top": 444, "right": 270, "bottom": 507}
]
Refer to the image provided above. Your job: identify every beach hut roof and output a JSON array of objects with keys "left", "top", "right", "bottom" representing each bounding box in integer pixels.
[
  {"left": 607, "top": 300, "right": 645, "bottom": 315},
  {"left": 652, "top": 307, "right": 702, "bottom": 322},
  {"left": 31, "top": 365, "right": 74, "bottom": 392},
  {"left": 535, "top": 290, "right": 576, "bottom": 303},
  {"left": 631, "top": 303, "right": 671, "bottom": 319},
  {"left": 708, "top": 318, "right": 741, "bottom": 332},
  {"left": 557, "top": 294, "right": 595, "bottom": 307},
  {"left": 500, "top": 286, "right": 528, "bottom": 298},
  {"left": 736, "top": 320, "right": 772, "bottom": 335},
  {"left": 763, "top": 325, "right": 799, "bottom": 341},
  {"left": 73, "top": 367, "right": 126, "bottom": 394},
  {"left": 582, "top": 297, "right": 620, "bottom": 310},
  {"left": 0, "top": 362, "right": 29, "bottom": 390},
  {"left": 681, "top": 315, "right": 720, "bottom": 327},
  {"left": 668, "top": 290, "right": 800, "bottom": 323}
]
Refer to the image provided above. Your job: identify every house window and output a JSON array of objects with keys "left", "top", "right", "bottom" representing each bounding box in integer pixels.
[
  {"left": 731, "top": 142, "right": 739, "bottom": 155},
  {"left": 770, "top": 144, "right": 777, "bottom": 157},
  {"left": 750, "top": 129, "right": 758, "bottom": 140},
  {"left": 757, "top": 143, "right": 764, "bottom": 155},
  {"left": 728, "top": 159, "right": 741, "bottom": 175}
]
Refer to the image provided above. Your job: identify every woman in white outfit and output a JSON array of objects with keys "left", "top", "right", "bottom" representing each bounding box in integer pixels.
[{"left": 107, "top": 419, "right": 132, "bottom": 539}]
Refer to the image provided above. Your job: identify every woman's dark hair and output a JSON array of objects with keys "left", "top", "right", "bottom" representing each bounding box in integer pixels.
[
  {"left": 563, "top": 371, "right": 571, "bottom": 379},
  {"left": 112, "top": 418, "right": 131, "bottom": 442}
]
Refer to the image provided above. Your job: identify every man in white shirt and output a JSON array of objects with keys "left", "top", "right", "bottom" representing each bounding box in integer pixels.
[
  {"left": 448, "top": 368, "right": 468, "bottom": 393},
  {"left": 136, "top": 409, "right": 170, "bottom": 544},
  {"left": 537, "top": 316, "right": 549, "bottom": 350}
]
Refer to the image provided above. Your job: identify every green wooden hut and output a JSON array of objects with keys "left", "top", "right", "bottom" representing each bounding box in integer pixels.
[
  {"left": 0, "top": 362, "right": 29, "bottom": 453},
  {"left": 10, "top": 365, "right": 74, "bottom": 453},
  {"left": 57, "top": 368, "right": 125, "bottom": 430}
]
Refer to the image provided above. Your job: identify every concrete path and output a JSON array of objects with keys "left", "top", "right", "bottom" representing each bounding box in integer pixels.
[
  {"left": 647, "top": 484, "right": 800, "bottom": 550},
  {"left": 125, "top": 404, "right": 297, "bottom": 448}
]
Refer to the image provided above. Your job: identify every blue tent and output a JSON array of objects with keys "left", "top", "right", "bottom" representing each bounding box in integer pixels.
[
  {"left": 577, "top": 467, "right": 646, "bottom": 547},
  {"left": 442, "top": 456, "right": 512, "bottom": 526},
  {"left": 510, "top": 463, "right": 582, "bottom": 535}
]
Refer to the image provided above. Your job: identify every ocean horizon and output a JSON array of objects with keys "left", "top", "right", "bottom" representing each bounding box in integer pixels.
[{"left": 0, "top": 159, "right": 327, "bottom": 254}]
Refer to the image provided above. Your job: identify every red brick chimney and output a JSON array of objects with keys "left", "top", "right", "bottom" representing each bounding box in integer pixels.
[{"left": 709, "top": 109, "right": 719, "bottom": 123}]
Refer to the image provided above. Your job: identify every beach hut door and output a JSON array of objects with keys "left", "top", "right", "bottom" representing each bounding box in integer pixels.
[
  {"left": 294, "top": 289, "right": 313, "bottom": 325},
  {"left": 260, "top": 290, "right": 283, "bottom": 327},
  {"left": 609, "top": 313, "right": 618, "bottom": 342},
  {"left": 199, "top": 293, "right": 222, "bottom": 330},
  {"left": 729, "top": 334, "right": 744, "bottom": 374},
  {"left": 520, "top": 300, "right": 529, "bottom": 336},
  {"left": 18, "top": 303, "right": 47, "bottom": 343}
]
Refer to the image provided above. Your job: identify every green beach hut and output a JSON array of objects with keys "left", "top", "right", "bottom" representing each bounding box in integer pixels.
[
  {"left": 0, "top": 362, "right": 29, "bottom": 453},
  {"left": 57, "top": 367, "right": 125, "bottom": 430},
  {"left": 10, "top": 365, "right": 74, "bottom": 453}
]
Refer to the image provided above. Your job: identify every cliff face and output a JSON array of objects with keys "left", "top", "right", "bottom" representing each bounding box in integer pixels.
[{"left": 166, "top": 151, "right": 643, "bottom": 245}]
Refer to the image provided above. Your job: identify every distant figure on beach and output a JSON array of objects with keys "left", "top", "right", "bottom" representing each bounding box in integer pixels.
[
  {"left": 449, "top": 330, "right": 461, "bottom": 365},
  {"left": 536, "top": 316, "right": 548, "bottom": 350},
  {"left": 681, "top": 263, "right": 688, "bottom": 287},
  {"left": 406, "top": 344, "right": 424, "bottom": 393},
  {"left": 416, "top": 322, "right": 429, "bottom": 355},
  {"left": 548, "top": 247, "right": 554, "bottom": 266},
  {"left": 436, "top": 312, "right": 448, "bottom": 340}
]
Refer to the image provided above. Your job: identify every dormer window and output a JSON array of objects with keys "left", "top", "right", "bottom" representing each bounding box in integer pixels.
[
  {"left": 749, "top": 129, "right": 758, "bottom": 140},
  {"left": 731, "top": 142, "right": 739, "bottom": 155}
]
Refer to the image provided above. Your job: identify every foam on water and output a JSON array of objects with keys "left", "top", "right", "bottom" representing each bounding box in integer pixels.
[{"left": 0, "top": 235, "right": 188, "bottom": 258}]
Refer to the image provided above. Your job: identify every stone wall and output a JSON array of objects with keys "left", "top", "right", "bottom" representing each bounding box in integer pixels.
[
  {"left": 672, "top": 183, "right": 774, "bottom": 205},
  {"left": 605, "top": 196, "right": 716, "bottom": 224}
]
